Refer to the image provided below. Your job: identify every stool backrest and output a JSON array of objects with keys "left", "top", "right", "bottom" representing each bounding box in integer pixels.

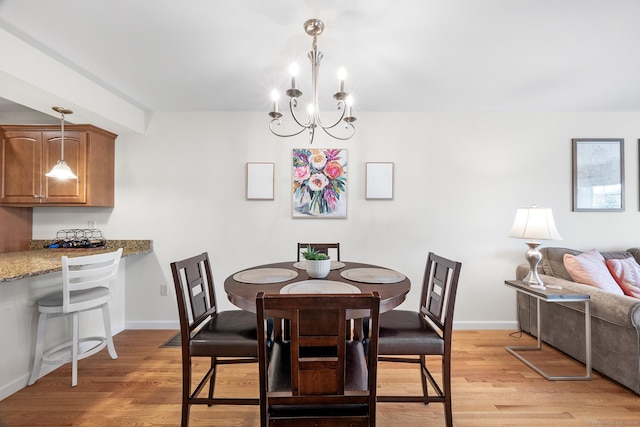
[{"left": 61, "top": 248, "right": 123, "bottom": 313}]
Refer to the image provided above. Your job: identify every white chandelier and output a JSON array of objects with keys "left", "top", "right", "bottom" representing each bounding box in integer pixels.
[{"left": 268, "top": 19, "right": 356, "bottom": 144}]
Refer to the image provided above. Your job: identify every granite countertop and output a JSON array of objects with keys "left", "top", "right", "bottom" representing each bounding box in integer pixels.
[{"left": 0, "top": 240, "right": 153, "bottom": 283}]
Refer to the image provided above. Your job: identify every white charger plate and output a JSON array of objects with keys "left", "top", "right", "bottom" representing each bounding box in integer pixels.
[
  {"left": 293, "top": 261, "right": 346, "bottom": 270},
  {"left": 280, "top": 280, "right": 361, "bottom": 294},
  {"left": 340, "top": 268, "right": 406, "bottom": 284},
  {"left": 232, "top": 268, "right": 298, "bottom": 284}
]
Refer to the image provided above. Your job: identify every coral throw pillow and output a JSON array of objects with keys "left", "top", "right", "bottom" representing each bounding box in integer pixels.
[
  {"left": 563, "top": 249, "right": 624, "bottom": 295},
  {"left": 606, "top": 257, "right": 640, "bottom": 298}
]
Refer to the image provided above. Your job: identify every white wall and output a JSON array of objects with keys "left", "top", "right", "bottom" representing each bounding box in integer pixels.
[{"left": 32, "top": 111, "right": 640, "bottom": 330}]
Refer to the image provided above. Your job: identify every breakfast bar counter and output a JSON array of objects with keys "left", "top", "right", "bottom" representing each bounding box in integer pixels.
[{"left": 0, "top": 240, "right": 153, "bottom": 283}]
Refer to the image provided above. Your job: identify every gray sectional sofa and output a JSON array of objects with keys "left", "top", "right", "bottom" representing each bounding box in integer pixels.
[{"left": 515, "top": 247, "right": 640, "bottom": 394}]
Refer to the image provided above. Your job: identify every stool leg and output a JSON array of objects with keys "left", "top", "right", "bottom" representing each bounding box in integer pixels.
[
  {"left": 102, "top": 303, "right": 118, "bottom": 359},
  {"left": 28, "top": 312, "right": 48, "bottom": 386},
  {"left": 72, "top": 311, "right": 79, "bottom": 387}
]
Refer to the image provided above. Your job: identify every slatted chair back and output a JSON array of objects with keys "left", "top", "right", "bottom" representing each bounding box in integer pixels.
[
  {"left": 420, "top": 252, "right": 462, "bottom": 339},
  {"left": 171, "top": 252, "right": 217, "bottom": 336},
  {"left": 297, "top": 242, "right": 341, "bottom": 261}
]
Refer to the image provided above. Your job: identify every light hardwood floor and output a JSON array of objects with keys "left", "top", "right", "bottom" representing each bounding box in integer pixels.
[{"left": 0, "top": 330, "right": 638, "bottom": 426}]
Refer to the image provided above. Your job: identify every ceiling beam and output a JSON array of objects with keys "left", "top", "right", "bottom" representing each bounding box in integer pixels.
[{"left": 0, "top": 27, "right": 146, "bottom": 135}]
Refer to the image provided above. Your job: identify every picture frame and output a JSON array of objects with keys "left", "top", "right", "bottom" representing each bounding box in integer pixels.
[
  {"left": 572, "top": 138, "right": 624, "bottom": 212},
  {"left": 292, "top": 148, "right": 347, "bottom": 218},
  {"left": 366, "top": 162, "right": 394, "bottom": 200},
  {"left": 246, "top": 162, "right": 274, "bottom": 200}
]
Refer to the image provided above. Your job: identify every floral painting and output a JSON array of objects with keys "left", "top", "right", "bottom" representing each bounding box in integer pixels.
[{"left": 292, "top": 148, "right": 347, "bottom": 218}]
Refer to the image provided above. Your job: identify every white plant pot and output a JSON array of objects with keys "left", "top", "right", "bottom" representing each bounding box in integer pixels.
[{"left": 305, "top": 258, "right": 331, "bottom": 278}]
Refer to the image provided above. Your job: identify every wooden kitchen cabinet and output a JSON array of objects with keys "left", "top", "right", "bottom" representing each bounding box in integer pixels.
[
  {"left": 0, "top": 207, "right": 32, "bottom": 252},
  {"left": 0, "top": 124, "right": 116, "bottom": 206}
]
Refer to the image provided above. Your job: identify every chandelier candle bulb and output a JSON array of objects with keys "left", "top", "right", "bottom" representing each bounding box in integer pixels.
[
  {"left": 338, "top": 67, "right": 346, "bottom": 92},
  {"left": 290, "top": 63, "right": 298, "bottom": 89},
  {"left": 270, "top": 90, "right": 279, "bottom": 113}
]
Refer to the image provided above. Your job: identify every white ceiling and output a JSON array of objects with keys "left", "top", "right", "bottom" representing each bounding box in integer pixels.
[{"left": 2, "top": 0, "right": 640, "bottom": 122}]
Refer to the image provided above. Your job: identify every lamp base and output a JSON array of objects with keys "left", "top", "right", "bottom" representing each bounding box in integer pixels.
[{"left": 522, "top": 242, "right": 545, "bottom": 289}]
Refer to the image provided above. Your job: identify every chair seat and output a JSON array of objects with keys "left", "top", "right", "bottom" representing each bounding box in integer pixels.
[
  {"left": 378, "top": 310, "right": 444, "bottom": 355},
  {"left": 37, "top": 287, "right": 110, "bottom": 309},
  {"left": 267, "top": 340, "right": 368, "bottom": 393},
  {"left": 190, "top": 310, "right": 258, "bottom": 357}
]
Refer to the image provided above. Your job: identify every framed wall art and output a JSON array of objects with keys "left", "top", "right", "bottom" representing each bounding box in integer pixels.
[
  {"left": 246, "top": 162, "right": 274, "bottom": 200},
  {"left": 366, "top": 162, "right": 394, "bottom": 200},
  {"left": 292, "top": 148, "right": 347, "bottom": 218},
  {"left": 572, "top": 138, "right": 624, "bottom": 212}
]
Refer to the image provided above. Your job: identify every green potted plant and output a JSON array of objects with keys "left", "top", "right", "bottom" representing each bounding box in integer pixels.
[{"left": 302, "top": 245, "right": 331, "bottom": 278}]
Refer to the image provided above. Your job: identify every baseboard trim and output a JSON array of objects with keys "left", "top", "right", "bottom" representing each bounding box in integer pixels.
[
  {"left": 0, "top": 373, "right": 33, "bottom": 401},
  {"left": 454, "top": 320, "right": 518, "bottom": 330},
  {"left": 125, "top": 320, "right": 179, "bottom": 330}
]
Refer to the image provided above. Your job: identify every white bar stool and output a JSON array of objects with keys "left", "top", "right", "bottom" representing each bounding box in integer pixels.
[{"left": 28, "top": 248, "right": 123, "bottom": 387}]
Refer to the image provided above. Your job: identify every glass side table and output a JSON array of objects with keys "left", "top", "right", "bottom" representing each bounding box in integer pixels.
[{"left": 504, "top": 280, "right": 591, "bottom": 381}]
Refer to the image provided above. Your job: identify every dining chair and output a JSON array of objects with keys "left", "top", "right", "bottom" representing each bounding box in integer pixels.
[
  {"left": 256, "top": 291, "right": 380, "bottom": 427},
  {"left": 297, "top": 242, "right": 341, "bottom": 261},
  {"left": 377, "top": 252, "right": 462, "bottom": 427},
  {"left": 28, "top": 248, "right": 123, "bottom": 387},
  {"left": 170, "top": 252, "right": 259, "bottom": 427}
]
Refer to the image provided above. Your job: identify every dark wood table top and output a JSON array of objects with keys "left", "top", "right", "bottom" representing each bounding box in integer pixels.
[{"left": 224, "top": 261, "right": 411, "bottom": 313}]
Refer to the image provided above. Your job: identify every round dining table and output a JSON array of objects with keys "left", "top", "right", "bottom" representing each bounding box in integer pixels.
[{"left": 223, "top": 261, "right": 411, "bottom": 314}]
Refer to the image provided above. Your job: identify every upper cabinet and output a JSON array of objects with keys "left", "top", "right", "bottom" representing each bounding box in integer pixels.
[{"left": 0, "top": 124, "right": 116, "bottom": 207}]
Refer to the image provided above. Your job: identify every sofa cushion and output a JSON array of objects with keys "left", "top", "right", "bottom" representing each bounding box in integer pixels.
[
  {"left": 627, "top": 248, "right": 640, "bottom": 265},
  {"left": 606, "top": 257, "right": 640, "bottom": 299},
  {"left": 541, "top": 247, "right": 580, "bottom": 281},
  {"left": 601, "top": 250, "right": 636, "bottom": 261},
  {"left": 542, "top": 247, "right": 634, "bottom": 281},
  {"left": 563, "top": 249, "right": 624, "bottom": 295}
]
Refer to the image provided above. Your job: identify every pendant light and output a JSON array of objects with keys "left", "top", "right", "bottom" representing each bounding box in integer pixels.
[{"left": 46, "top": 106, "right": 77, "bottom": 180}]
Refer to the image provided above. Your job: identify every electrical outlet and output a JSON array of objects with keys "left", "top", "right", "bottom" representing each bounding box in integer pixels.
[{"left": 160, "top": 284, "right": 168, "bottom": 296}]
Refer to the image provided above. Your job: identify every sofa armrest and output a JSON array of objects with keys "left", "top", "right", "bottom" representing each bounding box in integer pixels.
[{"left": 537, "top": 274, "right": 640, "bottom": 329}]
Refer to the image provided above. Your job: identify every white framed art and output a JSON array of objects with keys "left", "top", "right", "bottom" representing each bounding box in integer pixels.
[
  {"left": 246, "top": 162, "right": 274, "bottom": 200},
  {"left": 366, "top": 162, "right": 394, "bottom": 200}
]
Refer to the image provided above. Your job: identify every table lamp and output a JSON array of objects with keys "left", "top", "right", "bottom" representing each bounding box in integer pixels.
[{"left": 509, "top": 205, "right": 563, "bottom": 289}]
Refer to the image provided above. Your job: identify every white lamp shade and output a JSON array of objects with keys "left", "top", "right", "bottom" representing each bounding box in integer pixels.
[
  {"left": 509, "top": 206, "right": 562, "bottom": 241},
  {"left": 45, "top": 160, "right": 78, "bottom": 180}
]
